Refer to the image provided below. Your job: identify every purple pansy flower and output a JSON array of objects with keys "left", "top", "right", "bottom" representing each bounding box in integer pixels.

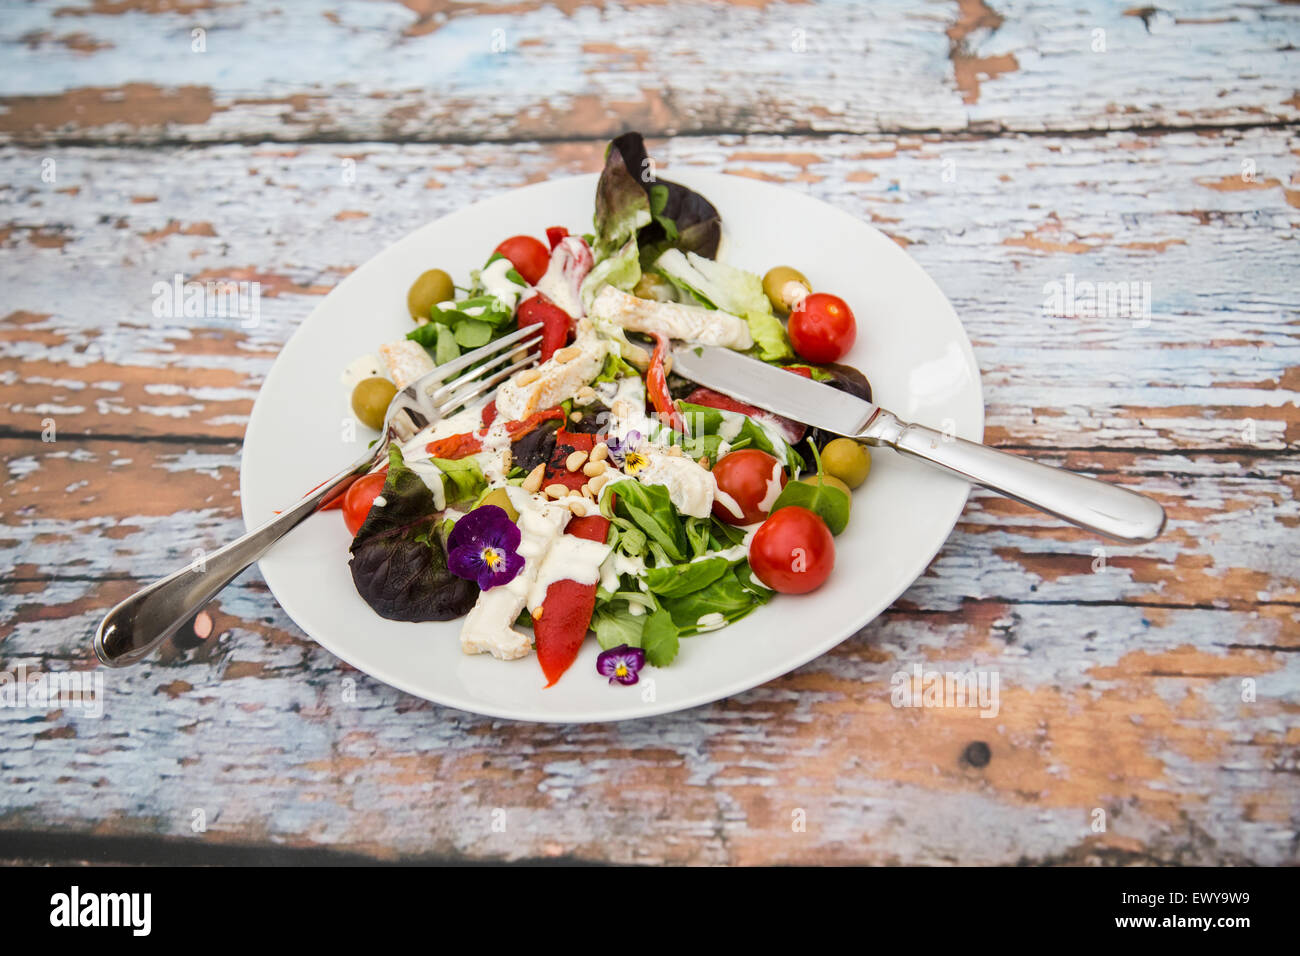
[
  {"left": 596, "top": 644, "right": 646, "bottom": 686},
  {"left": 447, "top": 505, "right": 524, "bottom": 591},
  {"left": 604, "top": 430, "right": 644, "bottom": 471}
]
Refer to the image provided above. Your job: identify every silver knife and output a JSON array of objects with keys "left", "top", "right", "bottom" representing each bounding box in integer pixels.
[{"left": 672, "top": 345, "right": 1165, "bottom": 543}]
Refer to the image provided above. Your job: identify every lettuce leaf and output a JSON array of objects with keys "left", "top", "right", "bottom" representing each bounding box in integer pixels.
[
  {"left": 606, "top": 132, "right": 721, "bottom": 262},
  {"left": 677, "top": 400, "right": 805, "bottom": 471},
  {"left": 348, "top": 446, "right": 478, "bottom": 622},
  {"left": 654, "top": 249, "right": 794, "bottom": 362}
]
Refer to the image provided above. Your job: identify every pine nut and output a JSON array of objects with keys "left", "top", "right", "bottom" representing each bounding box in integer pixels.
[
  {"left": 583, "top": 459, "right": 608, "bottom": 477},
  {"left": 517, "top": 368, "right": 541, "bottom": 386},
  {"left": 610, "top": 400, "right": 631, "bottom": 419},
  {"left": 531, "top": 606, "right": 543, "bottom": 620},
  {"left": 522, "top": 464, "right": 545, "bottom": 493},
  {"left": 568, "top": 498, "right": 590, "bottom": 517},
  {"left": 590, "top": 443, "right": 609, "bottom": 462},
  {"left": 574, "top": 386, "right": 597, "bottom": 406},
  {"left": 554, "top": 345, "right": 581, "bottom": 364},
  {"left": 565, "top": 450, "right": 588, "bottom": 472},
  {"left": 544, "top": 483, "right": 569, "bottom": 499},
  {"left": 666, "top": 443, "right": 682, "bottom": 457},
  {"left": 569, "top": 411, "right": 583, "bottom": 423},
  {"left": 699, "top": 457, "right": 710, "bottom": 469},
  {"left": 588, "top": 472, "right": 610, "bottom": 494}
]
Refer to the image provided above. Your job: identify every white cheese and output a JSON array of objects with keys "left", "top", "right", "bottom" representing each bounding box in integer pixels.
[
  {"left": 632, "top": 449, "right": 717, "bottom": 519},
  {"left": 459, "top": 490, "right": 571, "bottom": 661}
]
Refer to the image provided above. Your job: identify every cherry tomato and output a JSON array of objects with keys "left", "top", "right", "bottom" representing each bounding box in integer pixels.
[
  {"left": 494, "top": 235, "right": 550, "bottom": 285},
  {"left": 788, "top": 292, "right": 856, "bottom": 363},
  {"left": 748, "top": 506, "right": 835, "bottom": 594},
  {"left": 710, "top": 449, "right": 786, "bottom": 526},
  {"left": 342, "top": 471, "right": 387, "bottom": 536}
]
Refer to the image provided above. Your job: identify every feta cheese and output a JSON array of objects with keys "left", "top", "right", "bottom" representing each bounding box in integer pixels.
[
  {"left": 377, "top": 339, "right": 434, "bottom": 389},
  {"left": 459, "top": 490, "right": 571, "bottom": 661},
  {"left": 631, "top": 447, "right": 717, "bottom": 518}
]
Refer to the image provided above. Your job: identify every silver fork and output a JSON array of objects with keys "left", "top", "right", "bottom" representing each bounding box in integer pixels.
[{"left": 93, "top": 324, "right": 542, "bottom": 667}]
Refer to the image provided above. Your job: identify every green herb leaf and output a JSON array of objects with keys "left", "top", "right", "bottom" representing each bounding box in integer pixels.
[
  {"left": 644, "top": 555, "right": 731, "bottom": 598},
  {"left": 769, "top": 475, "right": 850, "bottom": 535},
  {"left": 641, "top": 607, "right": 680, "bottom": 666}
]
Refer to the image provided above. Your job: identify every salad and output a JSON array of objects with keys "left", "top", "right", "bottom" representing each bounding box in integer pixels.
[{"left": 333, "top": 133, "right": 876, "bottom": 688}]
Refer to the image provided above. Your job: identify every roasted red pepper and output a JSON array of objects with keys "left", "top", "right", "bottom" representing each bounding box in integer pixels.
[
  {"left": 424, "top": 407, "right": 566, "bottom": 461},
  {"left": 543, "top": 429, "right": 595, "bottom": 491},
  {"left": 533, "top": 514, "right": 610, "bottom": 687},
  {"left": 545, "top": 226, "right": 569, "bottom": 250},
  {"left": 647, "top": 330, "right": 685, "bottom": 433},
  {"left": 517, "top": 294, "right": 572, "bottom": 362}
]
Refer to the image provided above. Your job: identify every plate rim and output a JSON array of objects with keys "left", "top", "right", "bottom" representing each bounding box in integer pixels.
[{"left": 240, "top": 169, "right": 985, "bottom": 723}]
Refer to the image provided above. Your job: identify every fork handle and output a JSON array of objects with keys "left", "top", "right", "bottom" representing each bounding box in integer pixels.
[
  {"left": 93, "top": 451, "right": 376, "bottom": 667},
  {"left": 861, "top": 411, "right": 1166, "bottom": 542}
]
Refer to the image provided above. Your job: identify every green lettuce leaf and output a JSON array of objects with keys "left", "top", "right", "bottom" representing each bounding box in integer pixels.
[{"left": 654, "top": 249, "right": 794, "bottom": 362}]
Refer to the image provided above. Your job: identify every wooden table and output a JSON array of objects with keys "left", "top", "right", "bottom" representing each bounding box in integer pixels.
[{"left": 1, "top": 0, "right": 1296, "bottom": 866}]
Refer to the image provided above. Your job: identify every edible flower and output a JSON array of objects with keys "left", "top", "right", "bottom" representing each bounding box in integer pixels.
[
  {"left": 606, "top": 430, "right": 646, "bottom": 473},
  {"left": 596, "top": 644, "right": 646, "bottom": 686},
  {"left": 447, "top": 505, "right": 524, "bottom": 591}
]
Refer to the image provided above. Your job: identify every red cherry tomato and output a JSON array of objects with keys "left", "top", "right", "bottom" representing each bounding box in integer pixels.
[
  {"left": 494, "top": 235, "right": 550, "bottom": 285},
  {"left": 788, "top": 293, "right": 856, "bottom": 363},
  {"left": 342, "top": 471, "right": 387, "bottom": 536},
  {"left": 748, "top": 506, "right": 835, "bottom": 594},
  {"left": 710, "top": 449, "right": 786, "bottom": 526}
]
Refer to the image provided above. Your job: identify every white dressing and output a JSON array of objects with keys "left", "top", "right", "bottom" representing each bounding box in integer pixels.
[{"left": 479, "top": 256, "right": 524, "bottom": 312}]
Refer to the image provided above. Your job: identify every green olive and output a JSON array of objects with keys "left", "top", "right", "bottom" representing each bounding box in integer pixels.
[
  {"left": 762, "top": 266, "right": 811, "bottom": 315},
  {"left": 477, "top": 487, "right": 519, "bottom": 523},
  {"left": 407, "top": 268, "right": 455, "bottom": 321},
  {"left": 350, "top": 376, "right": 397, "bottom": 430},
  {"left": 820, "top": 438, "right": 871, "bottom": 489}
]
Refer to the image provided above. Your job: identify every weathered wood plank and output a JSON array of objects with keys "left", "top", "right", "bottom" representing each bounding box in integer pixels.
[
  {"left": 1, "top": 127, "right": 1296, "bottom": 863},
  {"left": 4, "top": 438, "right": 1298, "bottom": 613},
  {"left": 0, "top": 0, "right": 1296, "bottom": 144},
  {"left": 2, "top": 571, "right": 1296, "bottom": 864},
  {"left": 2, "top": 129, "right": 1296, "bottom": 447}
]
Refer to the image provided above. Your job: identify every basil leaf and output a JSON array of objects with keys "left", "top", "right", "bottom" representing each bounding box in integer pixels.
[
  {"left": 770, "top": 476, "right": 850, "bottom": 535},
  {"left": 644, "top": 556, "right": 730, "bottom": 598}
]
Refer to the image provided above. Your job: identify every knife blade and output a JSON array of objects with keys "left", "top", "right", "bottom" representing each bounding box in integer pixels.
[
  {"left": 669, "top": 343, "right": 1167, "bottom": 542},
  {"left": 671, "top": 345, "right": 879, "bottom": 437}
]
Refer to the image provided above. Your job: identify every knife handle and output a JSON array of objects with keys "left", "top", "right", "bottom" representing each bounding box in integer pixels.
[{"left": 860, "top": 411, "right": 1166, "bottom": 542}]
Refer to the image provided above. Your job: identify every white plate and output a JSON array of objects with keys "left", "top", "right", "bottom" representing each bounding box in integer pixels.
[{"left": 240, "top": 171, "right": 984, "bottom": 723}]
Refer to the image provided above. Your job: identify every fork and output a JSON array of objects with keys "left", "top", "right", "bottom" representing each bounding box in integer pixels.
[{"left": 93, "top": 324, "right": 542, "bottom": 667}]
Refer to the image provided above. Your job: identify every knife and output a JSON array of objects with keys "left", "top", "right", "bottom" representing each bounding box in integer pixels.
[{"left": 671, "top": 345, "right": 1166, "bottom": 543}]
